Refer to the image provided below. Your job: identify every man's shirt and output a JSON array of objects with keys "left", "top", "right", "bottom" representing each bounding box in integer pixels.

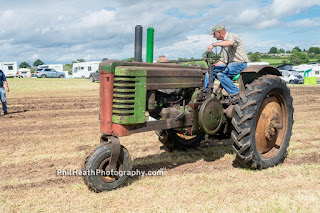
[
  {"left": 0, "top": 70, "right": 7, "bottom": 87},
  {"left": 220, "top": 32, "right": 249, "bottom": 63}
]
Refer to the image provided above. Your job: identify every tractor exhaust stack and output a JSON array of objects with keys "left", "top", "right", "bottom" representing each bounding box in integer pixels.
[{"left": 134, "top": 25, "right": 143, "bottom": 62}]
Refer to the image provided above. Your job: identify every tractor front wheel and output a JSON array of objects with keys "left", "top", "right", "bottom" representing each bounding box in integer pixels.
[
  {"left": 231, "top": 75, "right": 293, "bottom": 169},
  {"left": 82, "top": 143, "right": 131, "bottom": 192}
]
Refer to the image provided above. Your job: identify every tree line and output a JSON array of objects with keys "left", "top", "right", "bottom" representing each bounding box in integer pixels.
[
  {"left": 248, "top": 46, "right": 320, "bottom": 65},
  {"left": 267, "top": 46, "right": 320, "bottom": 54}
]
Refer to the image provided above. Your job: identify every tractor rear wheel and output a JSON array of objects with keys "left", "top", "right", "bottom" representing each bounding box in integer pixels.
[
  {"left": 169, "top": 130, "right": 205, "bottom": 148},
  {"left": 157, "top": 130, "right": 205, "bottom": 150},
  {"left": 82, "top": 143, "right": 131, "bottom": 192},
  {"left": 231, "top": 75, "right": 293, "bottom": 169}
]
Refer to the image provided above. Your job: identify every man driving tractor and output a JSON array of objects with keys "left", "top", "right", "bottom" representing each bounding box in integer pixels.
[{"left": 205, "top": 24, "right": 249, "bottom": 102}]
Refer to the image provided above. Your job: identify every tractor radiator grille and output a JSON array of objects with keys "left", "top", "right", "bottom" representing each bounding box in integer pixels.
[
  {"left": 112, "top": 74, "right": 146, "bottom": 124},
  {"left": 112, "top": 76, "right": 136, "bottom": 117}
]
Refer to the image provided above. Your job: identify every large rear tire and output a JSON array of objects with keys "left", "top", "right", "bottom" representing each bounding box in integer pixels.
[
  {"left": 158, "top": 130, "right": 205, "bottom": 150},
  {"left": 231, "top": 75, "right": 293, "bottom": 169}
]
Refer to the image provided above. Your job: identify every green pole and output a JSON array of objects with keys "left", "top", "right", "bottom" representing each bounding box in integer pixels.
[{"left": 146, "top": 27, "right": 154, "bottom": 63}]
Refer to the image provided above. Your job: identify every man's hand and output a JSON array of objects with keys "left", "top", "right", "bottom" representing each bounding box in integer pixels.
[
  {"left": 207, "top": 44, "right": 215, "bottom": 53},
  {"left": 6, "top": 86, "right": 9, "bottom": 93}
]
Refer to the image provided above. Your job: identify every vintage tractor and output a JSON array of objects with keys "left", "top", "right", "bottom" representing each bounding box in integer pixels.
[{"left": 82, "top": 48, "right": 294, "bottom": 192}]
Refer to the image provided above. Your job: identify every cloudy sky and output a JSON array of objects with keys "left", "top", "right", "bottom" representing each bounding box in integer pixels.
[{"left": 0, "top": 0, "right": 319, "bottom": 65}]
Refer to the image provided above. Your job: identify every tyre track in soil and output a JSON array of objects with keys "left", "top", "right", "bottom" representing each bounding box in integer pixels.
[
  {"left": 1, "top": 86, "right": 320, "bottom": 190},
  {"left": 1, "top": 94, "right": 100, "bottom": 190}
]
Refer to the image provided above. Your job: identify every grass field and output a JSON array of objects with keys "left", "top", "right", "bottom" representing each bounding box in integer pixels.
[
  {"left": 1, "top": 78, "right": 319, "bottom": 212},
  {"left": 261, "top": 58, "right": 319, "bottom": 67}
]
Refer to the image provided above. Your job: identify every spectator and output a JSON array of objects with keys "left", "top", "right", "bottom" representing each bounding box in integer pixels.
[
  {"left": 0, "top": 69, "right": 9, "bottom": 116},
  {"left": 157, "top": 56, "right": 168, "bottom": 63}
]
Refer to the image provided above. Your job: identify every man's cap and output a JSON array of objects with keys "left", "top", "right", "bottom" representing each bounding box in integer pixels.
[{"left": 209, "top": 24, "right": 225, "bottom": 35}]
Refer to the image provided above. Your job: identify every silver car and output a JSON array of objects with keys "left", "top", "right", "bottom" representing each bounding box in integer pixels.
[{"left": 34, "top": 68, "right": 65, "bottom": 78}]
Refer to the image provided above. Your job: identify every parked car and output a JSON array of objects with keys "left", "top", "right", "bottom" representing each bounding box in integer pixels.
[
  {"left": 34, "top": 68, "right": 65, "bottom": 78},
  {"left": 289, "top": 70, "right": 304, "bottom": 84},
  {"left": 279, "top": 70, "right": 299, "bottom": 84},
  {"left": 89, "top": 69, "right": 100, "bottom": 82}
]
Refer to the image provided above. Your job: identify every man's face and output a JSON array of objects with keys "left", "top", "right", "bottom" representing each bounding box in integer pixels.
[
  {"left": 160, "top": 57, "right": 167, "bottom": 62},
  {"left": 214, "top": 30, "right": 224, "bottom": 40}
]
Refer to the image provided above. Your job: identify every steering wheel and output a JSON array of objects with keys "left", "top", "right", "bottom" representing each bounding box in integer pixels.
[
  {"left": 204, "top": 46, "right": 230, "bottom": 98},
  {"left": 205, "top": 46, "right": 230, "bottom": 71}
]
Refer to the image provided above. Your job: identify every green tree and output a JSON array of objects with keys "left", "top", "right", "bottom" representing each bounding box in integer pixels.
[
  {"left": 102, "top": 58, "right": 108, "bottom": 61},
  {"left": 72, "top": 59, "right": 85, "bottom": 63},
  {"left": 249, "top": 52, "right": 261, "bottom": 62},
  {"left": 282, "top": 60, "right": 288, "bottom": 64},
  {"left": 33, "top": 59, "right": 44, "bottom": 67},
  {"left": 286, "top": 50, "right": 291, "bottom": 54},
  {"left": 269, "top": 47, "right": 278, "bottom": 53},
  {"left": 64, "top": 64, "right": 73, "bottom": 75},
  {"left": 278, "top": 48, "right": 285, "bottom": 54},
  {"left": 122, "top": 57, "right": 134, "bottom": 62},
  {"left": 19, "top": 62, "right": 31, "bottom": 68},
  {"left": 289, "top": 52, "right": 310, "bottom": 65},
  {"left": 202, "top": 51, "right": 220, "bottom": 59},
  {"left": 292, "top": 46, "right": 302, "bottom": 52},
  {"left": 309, "top": 47, "right": 320, "bottom": 54},
  {"left": 309, "top": 47, "right": 316, "bottom": 53}
]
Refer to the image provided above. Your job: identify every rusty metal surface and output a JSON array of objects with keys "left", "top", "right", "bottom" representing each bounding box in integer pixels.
[
  {"left": 198, "top": 98, "right": 224, "bottom": 135},
  {"left": 104, "top": 116, "right": 193, "bottom": 137},
  {"left": 239, "top": 66, "right": 281, "bottom": 93},
  {"left": 100, "top": 60, "right": 207, "bottom": 74},
  {"left": 241, "top": 65, "right": 281, "bottom": 76},
  {"left": 100, "top": 73, "right": 114, "bottom": 134},
  {"left": 147, "top": 90, "right": 156, "bottom": 111},
  {"left": 146, "top": 80, "right": 203, "bottom": 90},
  {"left": 224, "top": 104, "right": 235, "bottom": 119},
  {"left": 255, "top": 94, "right": 287, "bottom": 159},
  {"left": 115, "top": 65, "right": 205, "bottom": 90},
  {"left": 105, "top": 136, "right": 121, "bottom": 172}
]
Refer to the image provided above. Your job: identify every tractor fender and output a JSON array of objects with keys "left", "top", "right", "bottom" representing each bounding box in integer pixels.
[
  {"left": 241, "top": 65, "right": 281, "bottom": 76},
  {"left": 239, "top": 65, "right": 281, "bottom": 93}
]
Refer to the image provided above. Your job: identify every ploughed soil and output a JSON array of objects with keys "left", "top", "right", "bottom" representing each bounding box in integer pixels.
[{"left": 0, "top": 80, "right": 319, "bottom": 212}]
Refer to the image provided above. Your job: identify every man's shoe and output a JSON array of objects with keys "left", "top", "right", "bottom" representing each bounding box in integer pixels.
[
  {"left": 229, "top": 94, "right": 240, "bottom": 104},
  {"left": 221, "top": 94, "right": 240, "bottom": 105},
  {"left": 4, "top": 111, "right": 8, "bottom": 115}
]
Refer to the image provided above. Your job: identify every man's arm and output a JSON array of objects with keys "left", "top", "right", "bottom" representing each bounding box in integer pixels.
[
  {"left": 207, "top": 40, "right": 233, "bottom": 66},
  {"left": 4, "top": 81, "right": 9, "bottom": 92},
  {"left": 207, "top": 40, "right": 234, "bottom": 53},
  {"left": 214, "top": 40, "right": 234, "bottom": 47}
]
